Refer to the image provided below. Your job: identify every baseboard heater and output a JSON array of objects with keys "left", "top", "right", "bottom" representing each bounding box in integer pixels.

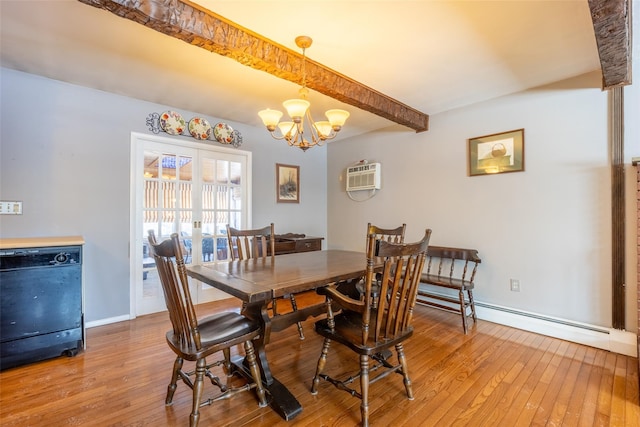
[
  {"left": 471, "top": 300, "right": 640, "bottom": 356},
  {"left": 473, "top": 301, "right": 609, "bottom": 334}
]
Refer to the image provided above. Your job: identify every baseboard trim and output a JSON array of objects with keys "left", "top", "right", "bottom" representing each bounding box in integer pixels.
[
  {"left": 474, "top": 301, "right": 637, "bottom": 357},
  {"left": 88, "top": 303, "right": 638, "bottom": 357},
  {"left": 85, "top": 314, "right": 131, "bottom": 329}
]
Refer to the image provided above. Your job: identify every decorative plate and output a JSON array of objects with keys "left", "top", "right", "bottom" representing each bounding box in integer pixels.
[
  {"left": 213, "top": 122, "right": 234, "bottom": 144},
  {"left": 159, "top": 111, "right": 185, "bottom": 135},
  {"left": 188, "top": 117, "right": 212, "bottom": 140}
]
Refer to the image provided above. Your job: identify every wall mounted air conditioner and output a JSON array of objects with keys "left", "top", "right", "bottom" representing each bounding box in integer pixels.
[{"left": 346, "top": 163, "right": 381, "bottom": 191}]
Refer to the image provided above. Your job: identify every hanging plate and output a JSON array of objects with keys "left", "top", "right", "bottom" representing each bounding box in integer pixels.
[
  {"left": 159, "top": 111, "right": 186, "bottom": 135},
  {"left": 188, "top": 117, "right": 213, "bottom": 140},
  {"left": 213, "top": 122, "right": 234, "bottom": 144}
]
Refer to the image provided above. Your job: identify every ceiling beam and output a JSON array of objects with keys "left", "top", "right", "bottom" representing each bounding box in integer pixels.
[
  {"left": 77, "top": 0, "right": 429, "bottom": 132},
  {"left": 588, "top": 0, "right": 632, "bottom": 88}
]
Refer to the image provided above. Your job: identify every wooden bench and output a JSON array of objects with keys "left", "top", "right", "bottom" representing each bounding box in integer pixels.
[{"left": 417, "top": 246, "right": 481, "bottom": 334}]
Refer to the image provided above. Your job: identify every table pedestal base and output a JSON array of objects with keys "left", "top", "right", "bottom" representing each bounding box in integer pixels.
[{"left": 230, "top": 355, "right": 303, "bottom": 420}]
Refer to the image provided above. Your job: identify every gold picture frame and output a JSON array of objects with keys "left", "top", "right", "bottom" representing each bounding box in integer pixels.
[
  {"left": 468, "top": 129, "right": 525, "bottom": 176},
  {"left": 276, "top": 163, "right": 299, "bottom": 203}
]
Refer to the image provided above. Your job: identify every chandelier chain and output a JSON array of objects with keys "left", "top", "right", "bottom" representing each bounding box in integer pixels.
[{"left": 301, "top": 46, "right": 307, "bottom": 92}]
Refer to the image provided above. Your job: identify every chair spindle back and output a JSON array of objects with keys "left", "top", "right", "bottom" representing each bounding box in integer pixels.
[
  {"left": 148, "top": 231, "right": 201, "bottom": 351},
  {"left": 366, "top": 222, "right": 406, "bottom": 251},
  {"left": 226, "top": 223, "right": 275, "bottom": 260},
  {"left": 362, "top": 229, "right": 431, "bottom": 344}
]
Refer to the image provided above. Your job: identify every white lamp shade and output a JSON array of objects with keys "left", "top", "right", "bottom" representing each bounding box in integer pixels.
[
  {"left": 283, "top": 99, "right": 310, "bottom": 120},
  {"left": 325, "top": 109, "right": 350, "bottom": 127},
  {"left": 313, "top": 121, "right": 333, "bottom": 138},
  {"left": 278, "top": 121, "right": 297, "bottom": 138},
  {"left": 258, "top": 108, "right": 283, "bottom": 127}
]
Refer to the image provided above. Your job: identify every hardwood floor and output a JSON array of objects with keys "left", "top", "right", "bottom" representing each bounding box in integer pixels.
[{"left": 1, "top": 296, "right": 638, "bottom": 426}]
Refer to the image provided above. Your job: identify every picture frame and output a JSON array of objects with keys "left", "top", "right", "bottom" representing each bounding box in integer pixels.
[
  {"left": 276, "top": 163, "right": 300, "bottom": 203},
  {"left": 468, "top": 129, "right": 525, "bottom": 176}
]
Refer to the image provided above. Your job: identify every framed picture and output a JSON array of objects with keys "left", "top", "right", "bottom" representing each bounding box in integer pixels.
[
  {"left": 276, "top": 163, "right": 299, "bottom": 203},
  {"left": 468, "top": 129, "right": 525, "bottom": 176}
]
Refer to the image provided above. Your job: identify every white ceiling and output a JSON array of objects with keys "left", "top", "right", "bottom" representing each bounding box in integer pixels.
[{"left": 0, "top": 0, "right": 601, "bottom": 141}]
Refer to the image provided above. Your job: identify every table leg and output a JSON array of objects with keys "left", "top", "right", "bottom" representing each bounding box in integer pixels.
[{"left": 238, "top": 301, "right": 303, "bottom": 420}]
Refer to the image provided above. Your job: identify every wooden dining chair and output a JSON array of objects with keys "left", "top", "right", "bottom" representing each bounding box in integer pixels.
[
  {"left": 338, "top": 223, "right": 406, "bottom": 305},
  {"left": 148, "top": 231, "right": 268, "bottom": 427},
  {"left": 226, "top": 223, "right": 305, "bottom": 339},
  {"left": 362, "top": 223, "right": 406, "bottom": 303},
  {"left": 311, "top": 229, "right": 432, "bottom": 427}
]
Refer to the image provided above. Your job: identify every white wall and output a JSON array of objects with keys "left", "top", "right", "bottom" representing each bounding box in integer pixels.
[
  {"left": 0, "top": 68, "right": 328, "bottom": 323},
  {"left": 327, "top": 70, "right": 639, "bottom": 333}
]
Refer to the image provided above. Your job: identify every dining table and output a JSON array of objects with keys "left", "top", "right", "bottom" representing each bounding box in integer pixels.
[{"left": 186, "top": 249, "right": 370, "bottom": 421}]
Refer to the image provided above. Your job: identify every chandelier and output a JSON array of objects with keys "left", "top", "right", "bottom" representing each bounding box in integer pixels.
[{"left": 258, "top": 36, "right": 350, "bottom": 151}]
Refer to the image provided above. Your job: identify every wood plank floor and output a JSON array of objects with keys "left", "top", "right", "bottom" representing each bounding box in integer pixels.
[{"left": 1, "top": 296, "right": 638, "bottom": 426}]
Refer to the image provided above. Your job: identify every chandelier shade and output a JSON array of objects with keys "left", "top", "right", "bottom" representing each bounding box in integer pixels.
[
  {"left": 258, "top": 36, "right": 349, "bottom": 151},
  {"left": 325, "top": 109, "right": 350, "bottom": 129},
  {"left": 277, "top": 121, "right": 296, "bottom": 138},
  {"left": 282, "top": 99, "right": 310, "bottom": 121},
  {"left": 313, "top": 121, "right": 333, "bottom": 138},
  {"left": 257, "top": 108, "right": 283, "bottom": 131}
]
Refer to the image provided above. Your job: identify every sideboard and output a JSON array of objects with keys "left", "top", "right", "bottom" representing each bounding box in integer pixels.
[{"left": 270, "top": 233, "right": 324, "bottom": 255}]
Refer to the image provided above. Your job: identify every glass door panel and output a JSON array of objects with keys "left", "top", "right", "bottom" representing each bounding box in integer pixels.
[
  {"left": 140, "top": 149, "right": 196, "bottom": 314},
  {"left": 133, "top": 134, "right": 251, "bottom": 316},
  {"left": 194, "top": 152, "right": 248, "bottom": 302}
]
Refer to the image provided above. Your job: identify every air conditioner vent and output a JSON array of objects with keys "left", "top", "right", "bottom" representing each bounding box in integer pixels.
[{"left": 346, "top": 163, "right": 381, "bottom": 191}]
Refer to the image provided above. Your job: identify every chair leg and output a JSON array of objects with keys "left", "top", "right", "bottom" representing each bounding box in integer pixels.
[
  {"left": 166, "top": 356, "right": 183, "bottom": 405},
  {"left": 360, "top": 354, "right": 370, "bottom": 427},
  {"left": 468, "top": 289, "right": 477, "bottom": 322},
  {"left": 458, "top": 289, "right": 468, "bottom": 334},
  {"left": 222, "top": 347, "right": 233, "bottom": 388},
  {"left": 289, "top": 294, "right": 305, "bottom": 340},
  {"left": 396, "top": 343, "right": 414, "bottom": 400},
  {"left": 190, "top": 358, "right": 206, "bottom": 427},
  {"left": 244, "top": 340, "right": 268, "bottom": 407},
  {"left": 310, "top": 337, "right": 331, "bottom": 394}
]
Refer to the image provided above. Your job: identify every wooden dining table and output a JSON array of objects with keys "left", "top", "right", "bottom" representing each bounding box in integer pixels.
[{"left": 186, "top": 249, "right": 369, "bottom": 421}]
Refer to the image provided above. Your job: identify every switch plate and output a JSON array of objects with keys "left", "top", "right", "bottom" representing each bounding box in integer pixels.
[
  {"left": 0, "top": 201, "right": 23, "bottom": 215},
  {"left": 510, "top": 279, "right": 520, "bottom": 292}
]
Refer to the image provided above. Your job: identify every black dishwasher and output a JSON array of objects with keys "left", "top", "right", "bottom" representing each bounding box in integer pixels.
[{"left": 0, "top": 245, "right": 83, "bottom": 370}]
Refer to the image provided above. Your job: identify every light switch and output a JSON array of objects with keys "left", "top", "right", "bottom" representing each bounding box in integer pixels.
[{"left": 0, "top": 201, "right": 23, "bottom": 215}]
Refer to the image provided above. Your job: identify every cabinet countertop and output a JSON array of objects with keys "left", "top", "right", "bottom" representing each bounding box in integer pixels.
[{"left": 0, "top": 236, "right": 85, "bottom": 249}]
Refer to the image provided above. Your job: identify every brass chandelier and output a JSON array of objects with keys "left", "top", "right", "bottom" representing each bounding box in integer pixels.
[{"left": 258, "top": 36, "right": 350, "bottom": 151}]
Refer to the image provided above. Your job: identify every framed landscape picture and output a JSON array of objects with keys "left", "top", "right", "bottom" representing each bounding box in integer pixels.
[
  {"left": 276, "top": 163, "right": 299, "bottom": 203},
  {"left": 468, "top": 129, "right": 525, "bottom": 176}
]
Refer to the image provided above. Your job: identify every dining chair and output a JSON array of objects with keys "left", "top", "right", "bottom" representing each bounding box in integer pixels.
[
  {"left": 311, "top": 229, "right": 432, "bottom": 427},
  {"left": 226, "top": 223, "right": 305, "bottom": 340},
  {"left": 337, "top": 223, "right": 406, "bottom": 305},
  {"left": 148, "top": 231, "right": 268, "bottom": 427}
]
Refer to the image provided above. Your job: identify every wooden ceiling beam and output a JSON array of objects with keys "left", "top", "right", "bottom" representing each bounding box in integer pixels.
[
  {"left": 588, "top": 0, "right": 632, "bottom": 88},
  {"left": 77, "top": 0, "right": 429, "bottom": 132}
]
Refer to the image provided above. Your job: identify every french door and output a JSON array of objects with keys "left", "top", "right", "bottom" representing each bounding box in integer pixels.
[{"left": 130, "top": 133, "right": 251, "bottom": 316}]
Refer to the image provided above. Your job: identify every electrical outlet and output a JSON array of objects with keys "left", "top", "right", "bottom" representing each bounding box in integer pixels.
[{"left": 510, "top": 279, "right": 520, "bottom": 292}]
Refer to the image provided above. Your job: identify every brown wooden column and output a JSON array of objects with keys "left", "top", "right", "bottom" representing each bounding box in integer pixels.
[
  {"left": 637, "top": 163, "right": 640, "bottom": 388},
  {"left": 632, "top": 157, "right": 640, "bottom": 387},
  {"left": 611, "top": 88, "right": 625, "bottom": 329}
]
